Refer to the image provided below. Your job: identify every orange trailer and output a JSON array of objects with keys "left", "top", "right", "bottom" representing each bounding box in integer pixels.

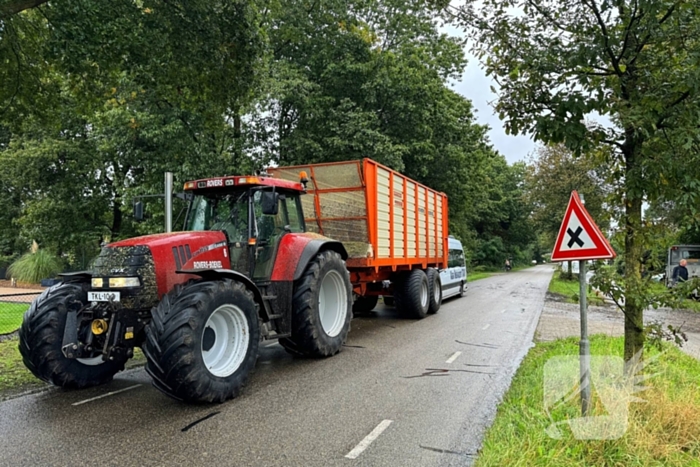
[{"left": 270, "top": 159, "right": 448, "bottom": 301}]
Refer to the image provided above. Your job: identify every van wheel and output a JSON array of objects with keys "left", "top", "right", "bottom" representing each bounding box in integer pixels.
[{"left": 459, "top": 281, "right": 466, "bottom": 297}]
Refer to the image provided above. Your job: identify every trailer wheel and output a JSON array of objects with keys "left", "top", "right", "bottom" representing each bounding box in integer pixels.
[
  {"left": 394, "top": 269, "right": 430, "bottom": 319},
  {"left": 383, "top": 296, "right": 394, "bottom": 307},
  {"left": 352, "top": 295, "right": 378, "bottom": 315},
  {"left": 143, "top": 279, "right": 260, "bottom": 403},
  {"left": 279, "top": 250, "right": 352, "bottom": 357},
  {"left": 427, "top": 268, "right": 442, "bottom": 314},
  {"left": 18, "top": 283, "right": 126, "bottom": 389}
]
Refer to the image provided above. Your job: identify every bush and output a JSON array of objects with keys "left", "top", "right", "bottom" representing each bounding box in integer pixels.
[{"left": 6, "top": 249, "right": 63, "bottom": 283}]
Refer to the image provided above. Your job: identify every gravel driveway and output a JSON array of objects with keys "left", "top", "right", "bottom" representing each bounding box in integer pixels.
[{"left": 536, "top": 294, "right": 700, "bottom": 360}]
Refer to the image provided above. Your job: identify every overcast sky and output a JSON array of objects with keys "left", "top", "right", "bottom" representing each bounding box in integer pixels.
[{"left": 441, "top": 23, "right": 537, "bottom": 165}]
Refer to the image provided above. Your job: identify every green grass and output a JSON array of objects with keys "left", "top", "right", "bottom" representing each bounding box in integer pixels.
[
  {"left": 0, "top": 337, "right": 45, "bottom": 394},
  {"left": 475, "top": 336, "right": 700, "bottom": 467},
  {"left": 469, "top": 271, "right": 495, "bottom": 281},
  {"left": 549, "top": 271, "right": 606, "bottom": 306},
  {"left": 0, "top": 302, "right": 29, "bottom": 335}
]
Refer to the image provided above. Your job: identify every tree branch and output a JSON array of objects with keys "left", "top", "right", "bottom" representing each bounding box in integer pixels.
[
  {"left": 0, "top": 0, "right": 49, "bottom": 19},
  {"left": 582, "top": 0, "right": 621, "bottom": 74}
]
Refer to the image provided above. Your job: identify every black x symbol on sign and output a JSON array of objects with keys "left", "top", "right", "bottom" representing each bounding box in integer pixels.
[{"left": 567, "top": 227, "right": 584, "bottom": 248}]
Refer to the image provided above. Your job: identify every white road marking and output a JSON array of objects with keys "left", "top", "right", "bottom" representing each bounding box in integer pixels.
[
  {"left": 445, "top": 351, "right": 462, "bottom": 364},
  {"left": 482, "top": 324, "right": 491, "bottom": 330},
  {"left": 345, "top": 419, "right": 393, "bottom": 459},
  {"left": 72, "top": 384, "right": 142, "bottom": 406}
]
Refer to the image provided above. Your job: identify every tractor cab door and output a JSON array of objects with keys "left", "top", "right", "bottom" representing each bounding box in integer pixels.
[{"left": 251, "top": 190, "right": 305, "bottom": 280}]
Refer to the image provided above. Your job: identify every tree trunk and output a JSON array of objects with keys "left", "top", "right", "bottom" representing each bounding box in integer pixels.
[
  {"left": 111, "top": 194, "right": 122, "bottom": 238},
  {"left": 623, "top": 152, "right": 645, "bottom": 365}
]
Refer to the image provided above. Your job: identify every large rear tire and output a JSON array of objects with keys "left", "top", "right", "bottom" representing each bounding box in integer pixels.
[
  {"left": 394, "top": 269, "right": 429, "bottom": 319},
  {"left": 18, "top": 283, "right": 126, "bottom": 389},
  {"left": 279, "top": 250, "right": 352, "bottom": 357},
  {"left": 143, "top": 279, "right": 260, "bottom": 403},
  {"left": 352, "top": 295, "right": 378, "bottom": 315},
  {"left": 427, "top": 268, "right": 442, "bottom": 314}
]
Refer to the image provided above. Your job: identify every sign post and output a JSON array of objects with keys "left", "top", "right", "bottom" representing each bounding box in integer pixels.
[{"left": 551, "top": 191, "right": 615, "bottom": 416}]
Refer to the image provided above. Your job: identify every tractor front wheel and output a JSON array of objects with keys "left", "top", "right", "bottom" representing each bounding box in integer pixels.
[
  {"left": 19, "top": 283, "right": 126, "bottom": 389},
  {"left": 144, "top": 279, "right": 260, "bottom": 403}
]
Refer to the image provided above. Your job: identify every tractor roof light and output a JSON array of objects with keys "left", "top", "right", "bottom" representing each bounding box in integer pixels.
[{"left": 238, "top": 176, "right": 260, "bottom": 185}]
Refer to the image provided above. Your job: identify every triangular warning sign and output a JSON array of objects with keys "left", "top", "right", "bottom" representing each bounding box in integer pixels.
[{"left": 551, "top": 191, "right": 616, "bottom": 261}]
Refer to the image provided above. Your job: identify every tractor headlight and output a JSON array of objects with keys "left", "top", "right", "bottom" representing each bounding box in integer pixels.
[
  {"left": 91, "top": 278, "right": 104, "bottom": 288},
  {"left": 108, "top": 277, "right": 141, "bottom": 288}
]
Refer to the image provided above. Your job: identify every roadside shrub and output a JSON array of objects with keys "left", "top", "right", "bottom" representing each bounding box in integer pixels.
[{"left": 7, "top": 249, "right": 63, "bottom": 283}]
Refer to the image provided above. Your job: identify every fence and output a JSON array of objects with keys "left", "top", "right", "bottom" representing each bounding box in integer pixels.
[{"left": 0, "top": 292, "right": 40, "bottom": 336}]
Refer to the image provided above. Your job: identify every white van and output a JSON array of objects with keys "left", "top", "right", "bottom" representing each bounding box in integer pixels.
[{"left": 440, "top": 236, "right": 467, "bottom": 299}]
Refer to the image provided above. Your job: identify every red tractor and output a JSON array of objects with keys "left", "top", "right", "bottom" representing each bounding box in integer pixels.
[{"left": 19, "top": 159, "right": 448, "bottom": 403}]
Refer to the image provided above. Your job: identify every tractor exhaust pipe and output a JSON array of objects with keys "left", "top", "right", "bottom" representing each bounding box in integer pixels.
[{"left": 165, "top": 172, "right": 173, "bottom": 233}]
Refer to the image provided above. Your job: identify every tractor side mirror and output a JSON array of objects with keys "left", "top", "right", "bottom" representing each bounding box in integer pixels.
[
  {"left": 261, "top": 191, "right": 279, "bottom": 215},
  {"left": 133, "top": 201, "right": 144, "bottom": 222}
]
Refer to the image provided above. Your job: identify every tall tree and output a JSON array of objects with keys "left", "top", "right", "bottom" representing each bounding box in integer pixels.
[
  {"left": 459, "top": 0, "right": 700, "bottom": 362},
  {"left": 526, "top": 144, "right": 609, "bottom": 246}
]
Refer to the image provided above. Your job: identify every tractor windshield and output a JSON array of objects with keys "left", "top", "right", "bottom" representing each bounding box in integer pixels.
[{"left": 186, "top": 191, "right": 250, "bottom": 243}]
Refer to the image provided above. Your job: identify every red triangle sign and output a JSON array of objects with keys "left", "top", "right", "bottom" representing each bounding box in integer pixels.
[{"left": 551, "top": 191, "right": 616, "bottom": 261}]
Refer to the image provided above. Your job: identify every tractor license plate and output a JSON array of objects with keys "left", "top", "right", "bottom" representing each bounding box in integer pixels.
[{"left": 88, "top": 291, "right": 121, "bottom": 302}]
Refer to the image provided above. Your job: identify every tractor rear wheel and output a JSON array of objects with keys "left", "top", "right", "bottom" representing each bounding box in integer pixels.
[
  {"left": 352, "top": 295, "right": 378, "bottom": 315},
  {"left": 394, "top": 269, "right": 430, "bottom": 319},
  {"left": 427, "top": 268, "right": 442, "bottom": 314},
  {"left": 143, "top": 279, "right": 260, "bottom": 403},
  {"left": 279, "top": 250, "right": 352, "bottom": 357},
  {"left": 19, "top": 283, "right": 126, "bottom": 389}
]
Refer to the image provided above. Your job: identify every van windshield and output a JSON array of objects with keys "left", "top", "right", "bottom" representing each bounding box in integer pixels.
[{"left": 670, "top": 248, "right": 700, "bottom": 264}]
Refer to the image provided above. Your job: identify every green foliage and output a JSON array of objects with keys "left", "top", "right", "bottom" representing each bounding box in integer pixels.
[
  {"left": 461, "top": 0, "right": 700, "bottom": 361},
  {"left": 526, "top": 144, "right": 610, "bottom": 248},
  {"left": 0, "top": 0, "right": 540, "bottom": 278},
  {"left": 7, "top": 249, "right": 63, "bottom": 283}
]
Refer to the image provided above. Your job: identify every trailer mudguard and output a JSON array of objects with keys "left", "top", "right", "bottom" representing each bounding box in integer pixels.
[{"left": 271, "top": 233, "right": 348, "bottom": 282}]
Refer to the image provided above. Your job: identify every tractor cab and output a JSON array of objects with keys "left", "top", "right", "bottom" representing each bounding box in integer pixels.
[{"left": 183, "top": 174, "right": 307, "bottom": 282}]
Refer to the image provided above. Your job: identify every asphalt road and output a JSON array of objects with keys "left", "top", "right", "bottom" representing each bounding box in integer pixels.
[{"left": 0, "top": 265, "right": 554, "bottom": 467}]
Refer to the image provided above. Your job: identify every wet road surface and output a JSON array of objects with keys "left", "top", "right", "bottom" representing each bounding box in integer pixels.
[{"left": 0, "top": 265, "right": 554, "bottom": 466}]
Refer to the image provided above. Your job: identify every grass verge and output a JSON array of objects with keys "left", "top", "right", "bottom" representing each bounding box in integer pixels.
[
  {"left": 0, "top": 302, "right": 29, "bottom": 335},
  {"left": 0, "top": 337, "right": 45, "bottom": 395},
  {"left": 475, "top": 335, "right": 700, "bottom": 466},
  {"left": 469, "top": 272, "right": 495, "bottom": 281},
  {"left": 549, "top": 271, "right": 606, "bottom": 306}
]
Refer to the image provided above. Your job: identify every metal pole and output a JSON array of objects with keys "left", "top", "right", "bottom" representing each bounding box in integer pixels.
[
  {"left": 579, "top": 259, "right": 591, "bottom": 416},
  {"left": 165, "top": 172, "right": 173, "bottom": 233}
]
